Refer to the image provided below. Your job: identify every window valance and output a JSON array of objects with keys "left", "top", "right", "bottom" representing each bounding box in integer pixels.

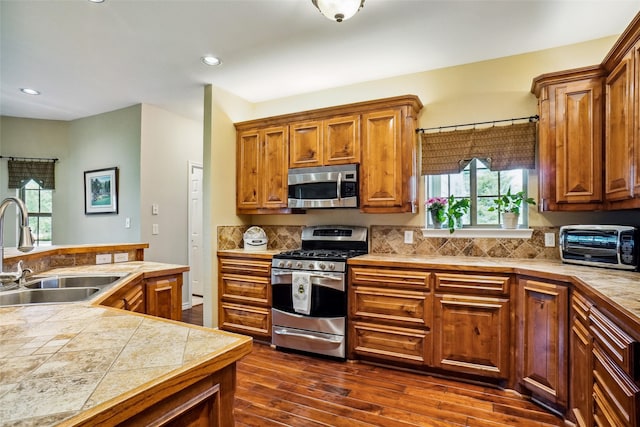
[
  {"left": 421, "top": 121, "right": 536, "bottom": 175},
  {"left": 8, "top": 159, "right": 56, "bottom": 189}
]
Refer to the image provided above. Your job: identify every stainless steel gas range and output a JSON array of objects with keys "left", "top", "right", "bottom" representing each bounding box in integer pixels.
[{"left": 270, "top": 225, "right": 368, "bottom": 359}]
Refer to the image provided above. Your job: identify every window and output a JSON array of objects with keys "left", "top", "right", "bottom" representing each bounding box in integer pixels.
[
  {"left": 19, "top": 179, "right": 53, "bottom": 246},
  {"left": 425, "top": 159, "right": 529, "bottom": 228}
]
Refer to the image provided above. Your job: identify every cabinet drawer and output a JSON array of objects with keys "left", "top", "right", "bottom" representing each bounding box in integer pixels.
[
  {"left": 219, "top": 258, "right": 270, "bottom": 276},
  {"left": 593, "top": 345, "right": 640, "bottom": 427},
  {"left": 351, "top": 286, "right": 431, "bottom": 327},
  {"left": 220, "top": 303, "right": 271, "bottom": 339},
  {"left": 220, "top": 273, "right": 270, "bottom": 306},
  {"left": 350, "top": 321, "right": 431, "bottom": 366},
  {"left": 590, "top": 307, "right": 639, "bottom": 378},
  {"left": 350, "top": 267, "right": 430, "bottom": 289},
  {"left": 571, "top": 291, "right": 592, "bottom": 325},
  {"left": 434, "top": 273, "right": 510, "bottom": 295}
]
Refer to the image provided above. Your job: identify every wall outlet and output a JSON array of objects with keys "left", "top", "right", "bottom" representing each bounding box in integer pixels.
[
  {"left": 152, "top": 203, "right": 159, "bottom": 215},
  {"left": 544, "top": 232, "right": 556, "bottom": 247},
  {"left": 96, "top": 254, "right": 112, "bottom": 264},
  {"left": 114, "top": 253, "right": 129, "bottom": 263},
  {"left": 125, "top": 217, "right": 131, "bottom": 228},
  {"left": 152, "top": 223, "right": 159, "bottom": 235},
  {"left": 404, "top": 230, "right": 414, "bottom": 244}
]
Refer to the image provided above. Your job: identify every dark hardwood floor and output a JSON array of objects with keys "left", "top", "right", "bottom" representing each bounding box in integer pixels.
[
  {"left": 181, "top": 302, "right": 203, "bottom": 326},
  {"left": 180, "top": 307, "right": 562, "bottom": 427}
]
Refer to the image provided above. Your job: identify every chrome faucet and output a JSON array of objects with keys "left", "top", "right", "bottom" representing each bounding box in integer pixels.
[{"left": 0, "top": 197, "right": 34, "bottom": 285}]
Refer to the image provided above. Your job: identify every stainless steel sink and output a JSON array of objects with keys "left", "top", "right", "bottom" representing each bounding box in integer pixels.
[
  {"left": 23, "top": 275, "right": 125, "bottom": 289},
  {"left": 0, "top": 287, "right": 101, "bottom": 306}
]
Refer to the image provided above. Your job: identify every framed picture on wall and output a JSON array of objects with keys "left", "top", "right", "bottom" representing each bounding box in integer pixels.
[{"left": 84, "top": 167, "right": 118, "bottom": 214}]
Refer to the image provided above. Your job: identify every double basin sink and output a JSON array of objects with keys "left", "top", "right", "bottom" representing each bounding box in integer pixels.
[{"left": 0, "top": 274, "right": 128, "bottom": 306}]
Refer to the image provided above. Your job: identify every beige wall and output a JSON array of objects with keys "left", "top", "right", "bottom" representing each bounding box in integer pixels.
[{"left": 230, "top": 35, "right": 638, "bottom": 230}]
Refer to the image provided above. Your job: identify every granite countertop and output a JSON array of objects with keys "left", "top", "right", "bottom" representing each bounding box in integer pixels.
[
  {"left": 350, "top": 254, "right": 640, "bottom": 326},
  {"left": 0, "top": 262, "right": 252, "bottom": 427}
]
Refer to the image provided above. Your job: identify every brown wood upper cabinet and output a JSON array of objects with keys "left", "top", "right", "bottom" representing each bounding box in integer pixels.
[
  {"left": 235, "top": 95, "right": 423, "bottom": 214},
  {"left": 531, "top": 68, "right": 605, "bottom": 211},
  {"left": 236, "top": 126, "right": 289, "bottom": 214},
  {"left": 532, "top": 12, "right": 640, "bottom": 211},
  {"left": 604, "top": 39, "right": 640, "bottom": 208},
  {"left": 289, "top": 115, "right": 360, "bottom": 168}
]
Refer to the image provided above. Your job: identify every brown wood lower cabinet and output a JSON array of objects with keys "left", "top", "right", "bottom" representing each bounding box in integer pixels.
[
  {"left": 350, "top": 321, "right": 430, "bottom": 365},
  {"left": 146, "top": 274, "right": 182, "bottom": 321},
  {"left": 100, "top": 273, "right": 183, "bottom": 321},
  {"left": 101, "top": 275, "right": 145, "bottom": 313},
  {"left": 569, "top": 292, "right": 593, "bottom": 427},
  {"left": 217, "top": 252, "right": 272, "bottom": 341},
  {"left": 516, "top": 278, "right": 569, "bottom": 411},
  {"left": 433, "top": 293, "right": 510, "bottom": 379}
]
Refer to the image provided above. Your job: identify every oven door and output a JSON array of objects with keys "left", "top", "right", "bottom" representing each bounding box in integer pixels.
[{"left": 270, "top": 268, "right": 346, "bottom": 317}]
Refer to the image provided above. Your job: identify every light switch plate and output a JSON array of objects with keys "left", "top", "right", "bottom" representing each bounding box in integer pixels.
[
  {"left": 544, "top": 233, "right": 555, "bottom": 247},
  {"left": 404, "top": 230, "right": 414, "bottom": 244},
  {"left": 114, "top": 253, "right": 128, "bottom": 263},
  {"left": 152, "top": 203, "right": 159, "bottom": 215},
  {"left": 96, "top": 254, "right": 112, "bottom": 264},
  {"left": 152, "top": 224, "right": 159, "bottom": 235}
]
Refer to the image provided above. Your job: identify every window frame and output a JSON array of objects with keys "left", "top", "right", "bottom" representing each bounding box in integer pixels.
[
  {"left": 425, "top": 159, "right": 530, "bottom": 229},
  {"left": 18, "top": 179, "right": 53, "bottom": 246}
]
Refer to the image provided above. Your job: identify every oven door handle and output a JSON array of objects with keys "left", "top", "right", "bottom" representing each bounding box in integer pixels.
[
  {"left": 273, "top": 328, "right": 342, "bottom": 343},
  {"left": 271, "top": 271, "right": 342, "bottom": 281}
]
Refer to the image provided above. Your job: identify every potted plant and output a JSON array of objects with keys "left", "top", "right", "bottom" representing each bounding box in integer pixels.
[
  {"left": 488, "top": 187, "right": 536, "bottom": 229},
  {"left": 425, "top": 197, "right": 447, "bottom": 228},
  {"left": 444, "top": 195, "right": 470, "bottom": 233}
]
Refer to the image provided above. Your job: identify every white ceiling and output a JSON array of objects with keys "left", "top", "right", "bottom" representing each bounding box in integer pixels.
[{"left": 2, "top": 0, "right": 639, "bottom": 122}]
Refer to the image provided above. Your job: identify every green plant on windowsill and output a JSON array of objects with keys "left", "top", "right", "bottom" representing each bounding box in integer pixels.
[
  {"left": 444, "top": 195, "right": 470, "bottom": 234},
  {"left": 488, "top": 187, "right": 536, "bottom": 229}
]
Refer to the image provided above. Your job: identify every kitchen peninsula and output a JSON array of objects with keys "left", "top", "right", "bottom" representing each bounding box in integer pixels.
[{"left": 0, "top": 244, "right": 252, "bottom": 427}]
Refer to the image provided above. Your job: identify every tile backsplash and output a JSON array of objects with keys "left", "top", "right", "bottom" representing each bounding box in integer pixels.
[{"left": 217, "top": 225, "right": 560, "bottom": 260}]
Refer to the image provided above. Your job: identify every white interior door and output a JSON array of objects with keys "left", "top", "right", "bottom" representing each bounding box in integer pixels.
[{"left": 189, "top": 162, "right": 204, "bottom": 298}]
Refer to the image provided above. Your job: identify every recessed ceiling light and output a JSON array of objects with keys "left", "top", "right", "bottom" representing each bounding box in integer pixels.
[
  {"left": 20, "top": 88, "right": 40, "bottom": 95},
  {"left": 201, "top": 56, "right": 221, "bottom": 66},
  {"left": 88, "top": 0, "right": 105, "bottom": 3}
]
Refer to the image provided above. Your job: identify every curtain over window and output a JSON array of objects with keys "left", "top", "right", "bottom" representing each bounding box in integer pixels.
[
  {"left": 421, "top": 121, "right": 536, "bottom": 175},
  {"left": 8, "top": 160, "right": 56, "bottom": 189}
]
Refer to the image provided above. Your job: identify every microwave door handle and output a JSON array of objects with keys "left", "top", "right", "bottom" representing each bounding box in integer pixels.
[{"left": 337, "top": 172, "right": 342, "bottom": 202}]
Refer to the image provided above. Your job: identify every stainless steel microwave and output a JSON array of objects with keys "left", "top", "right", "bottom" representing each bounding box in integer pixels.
[
  {"left": 559, "top": 225, "right": 638, "bottom": 271},
  {"left": 287, "top": 164, "right": 358, "bottom": 209}
]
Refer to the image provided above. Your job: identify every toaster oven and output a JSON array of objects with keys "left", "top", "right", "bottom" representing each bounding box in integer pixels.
[{"left": 559, "top": 225, "right": 638, "bottom": 271}]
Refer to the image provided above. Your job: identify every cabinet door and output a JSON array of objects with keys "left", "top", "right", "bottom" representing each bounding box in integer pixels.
[
  {"left": 261, "top": 126, "right": 289, "bottom": 209},
  {"left": 605, "top": 49, "right": 635, "bottom": 202},
  {"left": 434, "top": 294, "right": 510, "bottom": 379},
  {"left": 324, "top": 115, "right": 360, "bottom": 165},
  {"left": 360, "top": 108, "right": 404, "bottom": 211},
  {"left": 146, "top": 275, "right": 182, "bottom": 321},
  {"left": 517, "top": 279, "right": 568, "bottom": 409},
  {"left": 236, "top": 130, "right": 261, "bottom": 211},
  {"left": 554, "top": 79, "right": 603, "bottom": 204},
  {"left": 289, "top": 121, "right": 322, "bottom": 168}
]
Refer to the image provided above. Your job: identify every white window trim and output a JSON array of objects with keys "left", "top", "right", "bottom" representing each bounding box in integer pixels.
[{"left": 421, "top": 227, "right": 533, "bottom": 239}]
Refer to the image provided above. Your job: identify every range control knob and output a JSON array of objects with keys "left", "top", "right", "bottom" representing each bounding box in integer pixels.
[
  {"left": 295, "top": 262, "right": 303, "bottom": 268},
  {"left": 277, "top": 261, "right": 285, "bottom": 268},
  {"left": 285, "top": 261, "right": 292, "bottom": 268},
  {"left": 328, "top": 263, "right": 335, "bottom": 271},
  {"left": 308, "top": 263, "right": 315, "bottom": 269},
  {"left": 319, "top": 262, "right": 326, "bottom": 270}
]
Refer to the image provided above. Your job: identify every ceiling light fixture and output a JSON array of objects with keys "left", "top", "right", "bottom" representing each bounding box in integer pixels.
[
  {"left": 311, "top": 0, "right": 364, "bottom": 23},
  {"left": 201, "top": 55, "right": 221, "bottom": 66},
  {"left": 19, "top": 88, "right": 40, "bottom": 95},
  {"left": 88, "top": 0, "right": 105, "bottom": 3}
]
